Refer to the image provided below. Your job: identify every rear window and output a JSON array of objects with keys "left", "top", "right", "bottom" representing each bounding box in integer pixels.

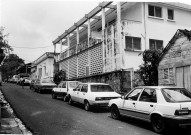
[
  {"left": 41, "top": 79, "right": 54, "bottom": 83},
  {"left": 91, "top": 85, "right": 114, "bottom": 92},
  {"left": 69, "top": 82, "right": 80, "bottom": 89},
  {"left": 161, "top": 88, "right": 191, "bottom": 102}
]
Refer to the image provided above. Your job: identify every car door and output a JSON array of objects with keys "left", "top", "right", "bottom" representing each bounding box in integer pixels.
[
  {"left": 78, "top": 84, "right": 88, "bottom": 104},
  {"left": 120, "top": 88, "right": 143, "bottom": 117},
  {"left": 135, "top": 88, "right": 157, "bottom": 121},
  {"left": 72, "top": 84, "right": 82, "bottom": 102},
  {"left": 61, "top": 81, "right": 67, "bottom": 94}
]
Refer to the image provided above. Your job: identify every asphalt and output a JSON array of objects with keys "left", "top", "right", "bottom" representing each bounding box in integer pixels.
[{"left": 0, "top": 84, "right": 32, "bottom": 134}]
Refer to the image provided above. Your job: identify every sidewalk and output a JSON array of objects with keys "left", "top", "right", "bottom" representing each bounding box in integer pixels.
[{"left": 0, "top": 89, "right": 32, "bottom": 134}]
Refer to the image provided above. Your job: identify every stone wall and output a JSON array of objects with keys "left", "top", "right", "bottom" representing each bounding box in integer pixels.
[{"left": 74, "top": 70, "right": 132, "bottom": 94}]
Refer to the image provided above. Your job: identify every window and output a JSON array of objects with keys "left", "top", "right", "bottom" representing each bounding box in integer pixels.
[
  {"left": 149, "top": 39, "right": 163, "bottom": 50},
  {"left": 81, "top": 85, "right": 88, "bottom": 93},
  {"left": 161, "top": 88, "right": 191, "bottom": 102},
  {"left": 62, "top": 82, "right": 66, "bottom": 88},
  {"left": 91, "top": 85, "right": 114, "bottom": 92},
  {"left": 148, "top": 5, "right": 162, "bottom": 18},
  {"left": 125, "top": 36, "right": 141, "bottom": 51},
  {"left": 126, "top": 88, "right": 143, "bottom": 101},
  {"left": 139, "top": 89, "right": 157, "bottom": 103},
  {"left": 163, "top": 68, "right": 173, "bottom": 80},
  {"left": 168, "top": 9, "right": 174, "bottom": 20},
  {"left": 76, "top": 84, "right": 82, "bottom": 91}
]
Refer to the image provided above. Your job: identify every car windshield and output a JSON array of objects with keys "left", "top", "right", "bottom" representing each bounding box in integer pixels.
[
  {"left": 161, "top": 88, "right": 191, "bottom": 102},
  {"left": 41, "top": 79, "right": 54, "bottom": 83},
  {"left": 69, "top": 82, "right": 80, "bottom": 89},
  {"left": 91, "top": 85, "right": 114, "bottom": 92}
]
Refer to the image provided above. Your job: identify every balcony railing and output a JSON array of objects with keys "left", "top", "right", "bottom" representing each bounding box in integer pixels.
[{"left": 58, "top": 38, "right": 102, "bottom": 61}]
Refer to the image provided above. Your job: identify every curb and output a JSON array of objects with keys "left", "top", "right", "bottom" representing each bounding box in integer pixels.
[{"left": 0, "top": 90, "right": 32, "bottom": 134}]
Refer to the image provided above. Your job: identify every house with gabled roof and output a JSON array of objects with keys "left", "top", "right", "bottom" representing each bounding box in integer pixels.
[{"left": 158, "top": 29, "right": 191, "bottom": 92}]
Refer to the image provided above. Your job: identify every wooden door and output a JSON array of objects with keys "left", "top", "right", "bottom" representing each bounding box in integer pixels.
[
  {"left": 176, "top": 66, "right": 191, "bottom": 92},
  {"left": 176, "top": 67, "right": 184, "bottom": 87},
  {"left": 183, "top": 66, "right": 191, "bottom": 92}
]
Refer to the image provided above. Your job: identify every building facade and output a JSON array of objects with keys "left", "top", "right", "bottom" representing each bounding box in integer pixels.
[
  {"left": 30, "top": 52, "right": 55, "bottom": 80},
  {"left": 53, "top": 2, "right": 191, "bottom": 92},
  {"left": 158, "top": 29, "right": 191, "bottom": 92}
]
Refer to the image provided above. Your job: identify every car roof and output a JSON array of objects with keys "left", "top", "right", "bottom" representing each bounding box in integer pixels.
[
  {"left": 135, "top": 86, "right": 184, "bottom": 89},
  {"left": 80, "top": 82, "right": 109, "bottom": 85}
]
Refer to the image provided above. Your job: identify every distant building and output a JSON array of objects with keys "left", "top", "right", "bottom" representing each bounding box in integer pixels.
[
  {"left": 53, "top": 2, "right": 191, "bottom": 92},
  {"left": 158, "top": 29, "right": 191, "bottom": 92},
  {"left": 16, "top": 63, "right": 31, "bottom": 75},
  {"left": 30, "top": 52, "right": 55, "bottom": 80}
]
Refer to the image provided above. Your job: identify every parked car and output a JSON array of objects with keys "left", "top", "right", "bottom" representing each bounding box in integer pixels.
[
  {"left": 30, "top": 79, "right": 38, "bottom": 90},
  {"left": 108, "top": 86, "right": 191, "bottom": 133},
  {"left": 34, "top": 78, "right": 57, "bottom": 94},
  {"left": 67, "top": 83, "right": 121, "bottom": 111},
  {"left": 22, "top": 77, "right": 31, "bottom": 86},
  {"left": 52, "top": 81, "right": 81, "bottom": 101},
  {"left": 12, "top": 75, "right": 19, "bottom": 83}
]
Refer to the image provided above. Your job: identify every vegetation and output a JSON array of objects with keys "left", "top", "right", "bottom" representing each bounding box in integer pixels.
[
  {"left": 53, "top": 70, "right": 66, "bottom": 85},
  {"left": 138, "top": 49, "right": 162, "bottom": 86},
  {"left": 0, "top": 27, "right": 24, "bottom": 80}
]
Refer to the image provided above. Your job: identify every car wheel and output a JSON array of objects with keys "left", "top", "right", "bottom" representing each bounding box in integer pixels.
[
  {"left": 151, "top": 115, "right": 166, "bottom": 133},
  {"left": 68, "top": 96, "right": 73, "bottom": 105},
  {"left": 52, "top": 92, "right": 56, "bottom": 99},
  {"left": 111, "top": 105, "right": 120, "bottom": 120},
  {"left": 84, "top": 100, "right": 91, "bottom": 111},
  {"left": 63, "top": 95, "right": 67, "bottom": 102},
  {"left": 39, "top": 88, "right": 42, "bottom": 94}
]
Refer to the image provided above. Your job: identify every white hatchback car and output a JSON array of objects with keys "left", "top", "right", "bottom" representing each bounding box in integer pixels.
[
  {"left": 108, "top": 86, "right": 191, "bottom": 133},
  {"left": 67, "top": 83, "right": 121, "bottom": 111}
]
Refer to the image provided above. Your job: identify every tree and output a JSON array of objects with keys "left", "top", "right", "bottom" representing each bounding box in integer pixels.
[
  {"left": 0, "top": 27, "right": 13, "bottom": 65},
  {"left": 53, "top": 70, "right": 66, "bottom": 85},
  {"left": 138, "top": 49, "right": 162, "bottom": 86},
  {"left": 0, "top": 54, "right": 25, "bottom": 80}
]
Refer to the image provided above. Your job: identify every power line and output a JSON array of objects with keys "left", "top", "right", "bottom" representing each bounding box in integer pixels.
[{"left": 11, "top": 46, "right": 52, "bottom": 49}]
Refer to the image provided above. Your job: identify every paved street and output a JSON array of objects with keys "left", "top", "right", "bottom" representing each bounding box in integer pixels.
[{"left": 0, "top": 83, "right": 191, "bottom": 135}]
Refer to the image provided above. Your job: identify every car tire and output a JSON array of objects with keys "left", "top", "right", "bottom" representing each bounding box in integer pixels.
[
  {"left": 39, "top": 88, "right": 42, "bottom": 94},
  {"left": 151, "top": 115, "right": 166, "bottom": 134},
  {"left": 52, "top": 92, "right": 56, "bottom": 99},
  {"left": 111, "top": 105, "right": 120, "bottom": 120},
  {"left": 68, "top": 96, "right": 73, "bottom": 105},
  {"left": 84, "top": 100, "right": 91, "bottom": 111},
  {"left": 63, "top": 95, "right": 67, "bottom": 102}
]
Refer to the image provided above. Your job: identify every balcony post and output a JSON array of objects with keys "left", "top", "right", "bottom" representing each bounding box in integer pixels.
[{"left": 102, "top": 7, "right": 106, "bottom": 73}]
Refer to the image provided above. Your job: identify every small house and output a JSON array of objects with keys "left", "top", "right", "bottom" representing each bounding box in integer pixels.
[{"left": 158, "top": 29, "right": 191, "bottom": 92}]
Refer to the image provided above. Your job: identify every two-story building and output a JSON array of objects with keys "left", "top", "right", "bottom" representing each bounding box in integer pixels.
[
  {"left": 53, "top": 2, "right": 191, "bottom": 92},
  {"left": 30, "top": 52, "right": 55, "bottom": 80}
]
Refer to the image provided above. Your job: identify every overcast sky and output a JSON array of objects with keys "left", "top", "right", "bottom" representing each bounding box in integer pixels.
[
  {"left": 1, "top": 0, "right": 99, "bottom": 63},
  {"left": 0, "top": 0, "right": 191, "bottom": 63}
]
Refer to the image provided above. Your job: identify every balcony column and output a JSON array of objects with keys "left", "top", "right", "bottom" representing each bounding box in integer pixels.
[
  {"left": 67, "top": 33, "right": 70, "bottom": 57},
  {"left": 76, "top": 26, "right": 79, "bottom": 77},
  {"left": 87, "top": 18, "right": 91, "bottom": 47},
  {"left": 60, "top": 39, "right": 63, "bottom": 53},
  {"left": 67, "top": 33, "right": 70, "bottom": 80},
  {"left": 117, "top": 2, "right": 123, "bottom": 69},
  {"left": 102, "top": 7, "right": 106, "bottom": 73},
  {"left": 87, "top": 18, "right": 91, "bottom": 75}
]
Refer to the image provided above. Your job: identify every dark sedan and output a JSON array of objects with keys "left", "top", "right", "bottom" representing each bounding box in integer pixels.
[{"left": 33, "top": 78, "right": 57, "bottom": 94}]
